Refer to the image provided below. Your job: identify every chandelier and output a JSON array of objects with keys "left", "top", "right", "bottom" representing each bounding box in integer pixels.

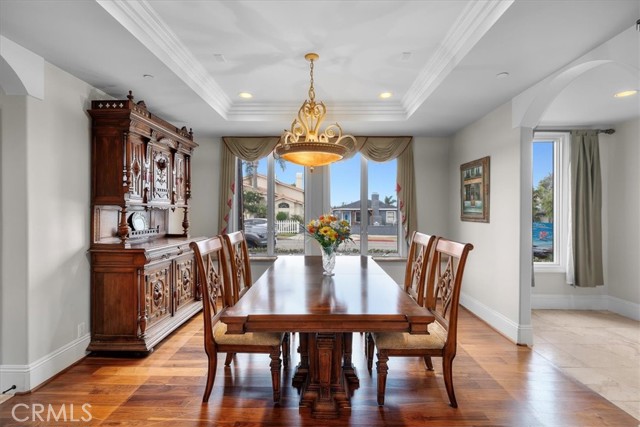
[{"left": 276, "top": 53, "right": 355, "bottom": 170}]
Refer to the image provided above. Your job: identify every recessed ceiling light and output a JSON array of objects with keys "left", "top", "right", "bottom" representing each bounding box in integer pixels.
[
  {"left": 495, "top": 72, "right": 510, "bottom": 79},
  {"left": 614, "top": 89, "right": 638, "bottom": 98},
  {"left": 238, "top": 92, "right": 253, "bottom": 99},
  {"left": 379, "top": 92, "right": 393, "bottom": 99},
  {"left": 143, "top": 74, "right": 154, "bottom": 79}
]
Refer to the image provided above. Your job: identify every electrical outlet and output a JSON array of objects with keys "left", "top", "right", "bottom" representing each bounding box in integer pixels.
[{"left": 77, "top": 322, "right": 86, "bottom": 338}]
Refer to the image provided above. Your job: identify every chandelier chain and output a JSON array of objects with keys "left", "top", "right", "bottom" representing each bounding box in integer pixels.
[{"left": 308, "top": 58, "right": 315, "bottom": 101}]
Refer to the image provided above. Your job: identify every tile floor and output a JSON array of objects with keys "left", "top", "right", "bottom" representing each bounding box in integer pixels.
[{"left": 532, "top": 309, "right": 640, "bottom": 421}]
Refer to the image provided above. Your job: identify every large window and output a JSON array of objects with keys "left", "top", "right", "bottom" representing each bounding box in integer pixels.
[
  {"left": 330, "top": 153, "right": 400, "bottom": 256},
  {"left": 532, "top": 133, "right": 568, "bottom": 270},
  {"left": 240, "top": 155, "right": 305, "bottom": 255}
]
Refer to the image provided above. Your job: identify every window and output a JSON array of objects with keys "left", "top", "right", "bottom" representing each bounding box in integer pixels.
[
  {"left": 330, "top": 153, "right": 401, "bottom": 256},
  {"left": 532, "top": 133, "right": 568, "bottom": 271},
  {"left": 239, "top": 155, "right": 305, "bottom": 256}
]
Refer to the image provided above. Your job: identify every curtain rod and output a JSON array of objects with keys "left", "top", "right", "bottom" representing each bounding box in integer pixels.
[{"left": 534, "top": 128, "right": 615, "bottom": 135}]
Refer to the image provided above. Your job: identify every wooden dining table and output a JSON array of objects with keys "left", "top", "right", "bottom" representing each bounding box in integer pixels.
[{"left": 220, "top": 255, "right": 435, "bottom": 419}]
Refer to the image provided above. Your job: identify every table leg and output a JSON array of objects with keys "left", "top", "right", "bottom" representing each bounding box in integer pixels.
[
  {"left": 342, "top": 333, "right": 360, "bottom": 389},
  {"left": 292, "top": 332, "right": 309, "bottom": 388},
  {"left": 298, "top": 332, "right": 351, "bottom": 419}
]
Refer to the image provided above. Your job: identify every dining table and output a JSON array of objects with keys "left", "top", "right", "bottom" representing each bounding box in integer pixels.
[{"left": 220, "top": 255, "right": 435, "bottom": 419}]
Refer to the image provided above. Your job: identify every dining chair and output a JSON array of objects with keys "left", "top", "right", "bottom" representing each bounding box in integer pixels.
[
  {"left": 190, "top": 236, "right": 285, "bottom": 403},
  {"left": 367, "top": 237, "right": 473, "bottom": 407},
  {"left": 403, "top": 231, "right": 437, "bottom": 305},
  {"left": 222, "top": 231, "right": 290, "bottom": 368},
  {"left": 364, "top": 231, "right": 436, "bottom": 362}
]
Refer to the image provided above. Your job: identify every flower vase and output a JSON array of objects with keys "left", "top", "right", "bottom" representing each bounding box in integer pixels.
[{"left": 321, "top": 247, "right": 336, "bottom": 276}]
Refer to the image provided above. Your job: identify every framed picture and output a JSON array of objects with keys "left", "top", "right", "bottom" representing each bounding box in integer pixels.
[{"left": 460, "top": 156, "right": 490, "bottom": 222}]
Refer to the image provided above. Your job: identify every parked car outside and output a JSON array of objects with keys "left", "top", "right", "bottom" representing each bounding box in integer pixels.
[{"left": 243, "top": 218, "right": 275, "bottom": 248}]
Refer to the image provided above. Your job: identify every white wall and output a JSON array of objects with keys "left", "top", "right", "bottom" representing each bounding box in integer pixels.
[
  {"left": 0, "top": 62, "right": 102, "bottom": 392},
  {"left": 531, "top": 117, "right": 640, "bottom": 320},
  {"left": 189, "top": 136, "right": 221, "bottom": 239},
  {"left": 0, "top": 91, "right": 30, "bottom": 374},
  {"left": 449, "top": 102, "right": 526, "bottom": 343},
  {"left": 413, "top": 137, "right": 451, "bottom": 236},
  {"left": 606, "top": 117, "right": 640, "bottom": 310}
]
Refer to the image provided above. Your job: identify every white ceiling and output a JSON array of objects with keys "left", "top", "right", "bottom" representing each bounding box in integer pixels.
[{"left": 1, "top": 0, "right": 638, "bottom": 139}]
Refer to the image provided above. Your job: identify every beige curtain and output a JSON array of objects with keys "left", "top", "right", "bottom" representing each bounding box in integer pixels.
[
  {"left": 218, "top": 137, "right": 280, "bottom": 234},
  {"left": 570, "top": 130, "right": 603, "bottom": 287},
  {"left": 358, "top": 137, "right": 415, "bottom": 239}
]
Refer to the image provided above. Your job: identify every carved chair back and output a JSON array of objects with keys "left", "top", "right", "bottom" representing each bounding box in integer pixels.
[
  {"left": 190, "top": 237, "right": 231, "bottom": 352},
  {"left": 222, "top": 231, "right": 253, "bottom": 304},
  {"left": 425, "top": 238, "right": 474, "bottom": 355},
  {"left": 403, "top": 231, "right": 436, "bottom": 306}
]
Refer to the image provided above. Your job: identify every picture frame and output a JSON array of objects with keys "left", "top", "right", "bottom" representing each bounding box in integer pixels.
[{"left": 460, "top": 156, "right": 490, "bottom": 222}]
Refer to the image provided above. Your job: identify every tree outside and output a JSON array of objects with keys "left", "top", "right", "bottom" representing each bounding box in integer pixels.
[{"left": 244, "top": 189, "right": 266, "bottom": 218}]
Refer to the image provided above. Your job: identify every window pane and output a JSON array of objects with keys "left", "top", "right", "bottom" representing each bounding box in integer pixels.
[
  {"left": 330, "top": 154, "right": 361, "bottom": 254},
  {"left": 275, "top": 159, "right": 305, "bottom": 254},
  {"left": 241, "top": 158, "right": 268, "bottom": 255},
  {"left": 532, "top": 141, "right": 554, "bottom": 263},
  {"left": 368, "top": 159, "right": 398, "bottom": 256}
]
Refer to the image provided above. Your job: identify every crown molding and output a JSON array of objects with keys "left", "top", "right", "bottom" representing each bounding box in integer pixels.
[
  {"left": 97, "top": 0, "right": 232, "bottom": 118},
  {"left": 227, "top": 102, "right": 407, "bottom": 121},
  {"left": 402, "top": 0, "right": 514, "bottom": 117}
]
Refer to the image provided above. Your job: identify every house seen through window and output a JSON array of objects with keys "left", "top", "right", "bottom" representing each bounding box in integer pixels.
[
  {"left": 240, "top": 156, "right": 305, "bottom": 255},
  {"left": 330, "top": 153, "right": 399, "bottom": 256}
]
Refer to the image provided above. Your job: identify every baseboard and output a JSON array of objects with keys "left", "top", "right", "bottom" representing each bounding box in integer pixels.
[
  {"left": 607, "top": 296, "right": 640, "bottom": 321},
  {"left": 531, "top": 294, "right": 639, "bottom": 321},
  {"left": 0, "top": 334, "right": 90, "bottom": 393},
  {"left": 459, "top": 292, "right": 531, "bottom": 345},
  {"left": 531, "top": 293, "right": 608, "bottom": 310}
]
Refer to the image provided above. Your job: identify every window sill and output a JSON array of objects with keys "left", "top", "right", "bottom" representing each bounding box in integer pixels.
[
  {"left": 534, "top": 264, "right": 565, "bottom": 274},
  {"left": 372, "top": 256, "right": 406, "bottom": 263},
  {"left": 248, "top": 255, "right": 278, "bottom": 262}
]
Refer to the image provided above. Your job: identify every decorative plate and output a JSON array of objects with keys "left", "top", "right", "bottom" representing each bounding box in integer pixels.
[{"left": 129, "top": 212, "right": 148, "bottom": 231}]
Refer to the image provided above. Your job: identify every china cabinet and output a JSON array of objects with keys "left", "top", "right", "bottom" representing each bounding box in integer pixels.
[{"left": 88, "top": 91, "right": 202, "bottom": 352}]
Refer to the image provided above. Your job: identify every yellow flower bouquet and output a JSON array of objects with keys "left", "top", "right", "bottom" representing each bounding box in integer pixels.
[{"left": 306, "top": 214, "right": 352, "bottom": 275}]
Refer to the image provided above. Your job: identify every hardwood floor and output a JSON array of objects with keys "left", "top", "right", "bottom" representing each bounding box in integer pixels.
[{"left": 1, "top": 308, "right": 637, "bottom": 426}]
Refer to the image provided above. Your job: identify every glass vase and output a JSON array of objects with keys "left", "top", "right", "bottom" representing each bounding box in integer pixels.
[{"left": 321, "top": 247, "right": 336, "bottom": 276}]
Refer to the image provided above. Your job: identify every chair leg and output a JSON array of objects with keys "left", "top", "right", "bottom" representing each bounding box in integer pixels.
[
  {"left": 269, "top": 349, "right": 282, "bottom": 403},
  {"left": 442, "top": 354, "right": 457, "bottom": 408},
  {"left": 282, "top": 333, "right": 290, "bottom": 368},
  {"left": 203, "top": 351, "right": 218, "bottom": 403},
  {"left": 366, "top": 333, "right": 375, "bottom": 372},
  {"left": 376, "top": 350, "right": 389, "bottom": 406},
  {"left": 424, "top": 355, "right": 434, "bottom": 370},
  {"left": 224, "top": 353, "right": 234, "bottom": 366}
]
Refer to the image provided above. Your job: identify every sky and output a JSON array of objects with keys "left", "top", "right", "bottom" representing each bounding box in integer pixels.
[
  {"left": 255, "top": 153, "right": 397, "bottom": 207},
  {"left": 533, "top": 140, "right": 553, "bottom": 187}
]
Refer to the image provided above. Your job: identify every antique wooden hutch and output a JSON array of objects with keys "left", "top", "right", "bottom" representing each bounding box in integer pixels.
[{"left": 88, "top": 91, "right": 202, "bottom": 352}]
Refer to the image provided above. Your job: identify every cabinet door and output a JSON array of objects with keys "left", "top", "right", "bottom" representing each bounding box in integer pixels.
[
  {"left": 128, "top": 138, "right": 145, "bottom": 202},
  {"left": 174, "top": 253, "right": 195, "bottom": 310},
  {"left": 144, "top": 262, "right": 172, "bottom": 327},
  {"left": 150, "top": 146, "right": 172, "bottom": 204}
]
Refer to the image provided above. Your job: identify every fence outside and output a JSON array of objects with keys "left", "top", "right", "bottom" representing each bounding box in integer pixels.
[{"left": 276, "top": 220, "right": 301, "bottom": 234}]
